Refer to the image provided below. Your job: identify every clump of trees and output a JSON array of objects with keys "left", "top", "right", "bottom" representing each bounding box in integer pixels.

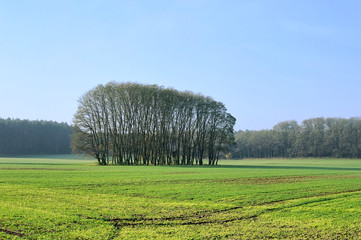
[
  {"left": 0, "top": 118, "right": 71, "bottom": 155},
  {"left": 72, "top": 82, "right": 236, "bottom": 165},
  {"left": 232, "top": 117, "right": 361, "bottom": 158}
]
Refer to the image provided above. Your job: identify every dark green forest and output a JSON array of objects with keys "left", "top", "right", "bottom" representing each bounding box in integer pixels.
[
  {"left": 232, "top": 117, "right": 361, "bottom": 159},
  {"left": 0, "top": 118, "right": 71, "bottom": 155}
]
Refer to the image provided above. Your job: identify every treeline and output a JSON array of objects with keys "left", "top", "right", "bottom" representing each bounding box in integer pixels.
[
  {"left": 0, "top": 118, "right": 72, "bottom": 155},
  {"left": 72, "top": 82, "right": 235, "bottom": 165},
  {"left": 232, "top": 117, "right": 361, "bottom": 158}
]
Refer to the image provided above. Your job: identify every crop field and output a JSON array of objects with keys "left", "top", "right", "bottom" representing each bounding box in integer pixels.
[{"left": 0, "top": 157, "right": 361, "bottom": 239}]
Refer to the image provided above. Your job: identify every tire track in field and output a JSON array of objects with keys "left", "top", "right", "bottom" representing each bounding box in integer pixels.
[
  {"left": 106, "top": 189, "right": 361, "bottom": 228},
  {"left": 0, "top": 228, "right": 24, "bottom": 237}
]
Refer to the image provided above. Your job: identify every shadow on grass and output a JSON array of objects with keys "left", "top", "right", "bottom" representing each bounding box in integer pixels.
[
  {"left": 202, "top": 165, "right": 361, "bottom": 171},
  {"left": 1, "top": 162, "right": 360, "bottom": 171},
  {"left": 159, "top": 163, "right": 361, "bottom": 171},
  {"left": 0, "top": 162, "right": 74, "bottom": 166}
]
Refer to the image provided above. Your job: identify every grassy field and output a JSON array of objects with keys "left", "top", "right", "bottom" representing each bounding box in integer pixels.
[{"left": 0, "top": 157, "right": 360, "bottom": 239}]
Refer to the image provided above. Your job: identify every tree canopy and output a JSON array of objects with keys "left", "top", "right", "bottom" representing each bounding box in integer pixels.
[{"left": 72, "top": 82, "right": 236, "bottom": 165}]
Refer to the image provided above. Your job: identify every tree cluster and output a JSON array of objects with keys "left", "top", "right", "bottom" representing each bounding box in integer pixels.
[
  {"left": 232, "top": 117, "right": 361, "bottom": 158},
  {"left": 72, "top": 82, "right": 235, "bottom": 165},
  {"left": 0, "top": 118, "right": 71, "bottom": 155}
]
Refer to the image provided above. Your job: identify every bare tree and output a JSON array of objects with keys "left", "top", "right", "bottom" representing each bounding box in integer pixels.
[{"left": 72, "top": 82, "right": 236, "bottom": 165}]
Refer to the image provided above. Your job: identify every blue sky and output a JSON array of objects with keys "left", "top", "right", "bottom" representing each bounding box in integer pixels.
[{"left": 1, "top": 0, "right": 361, "bottom": 130}]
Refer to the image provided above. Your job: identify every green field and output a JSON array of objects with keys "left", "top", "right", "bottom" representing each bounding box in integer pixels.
[{"left": 0, "top": 157, "right": 360, "bottom": 239}]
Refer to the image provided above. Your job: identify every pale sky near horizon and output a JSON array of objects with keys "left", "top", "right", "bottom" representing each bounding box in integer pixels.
[{"left": 1, "top": 0, "right": 361, "bottom": 131}]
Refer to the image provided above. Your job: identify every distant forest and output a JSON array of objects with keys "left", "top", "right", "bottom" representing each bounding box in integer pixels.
[
  {"left": 232, "top": 117, "right": 361, "bottom": 159},
  {"left": 0, "top": 118, "right": 71, "bottom": 155},
  {"left": 2, "top": 116, "right": 361, "bottom": 159}
]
